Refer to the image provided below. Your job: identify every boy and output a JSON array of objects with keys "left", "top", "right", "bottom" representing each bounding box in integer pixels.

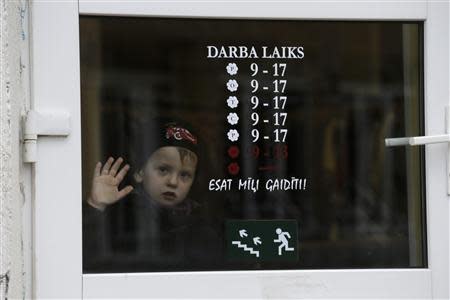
[
  {"left": 88, "top": 147, "right": 197, "bottom": 211},
  {"left": 87, "top": 119, "right": 198, "bottom": 211},
  {"left": 83, "top": 119, "right": 215, "bottom": 273}
]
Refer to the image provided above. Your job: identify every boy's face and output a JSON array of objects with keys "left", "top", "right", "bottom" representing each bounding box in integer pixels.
[{"left": 135, "top": 146, "right": 197, "bottom": 207}]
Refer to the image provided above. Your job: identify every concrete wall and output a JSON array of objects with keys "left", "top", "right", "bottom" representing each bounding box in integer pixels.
[{"left": 0, "top": 0, "right": 31, "bottom": 299}]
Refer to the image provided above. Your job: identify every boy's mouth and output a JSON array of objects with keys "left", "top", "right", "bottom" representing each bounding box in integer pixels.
[{"left": 162, "top": 191, "right": 177, "bottom": 200}]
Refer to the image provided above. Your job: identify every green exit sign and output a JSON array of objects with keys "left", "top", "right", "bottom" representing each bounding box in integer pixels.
[{"left": 226, "top": 220, "right": 298, "bottom": 262}]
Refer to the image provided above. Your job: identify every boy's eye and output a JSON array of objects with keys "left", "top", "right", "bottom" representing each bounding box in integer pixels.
[
  {"left": 158, "top": 166, "right": 169, "bottom": 174},
  {"left": 180, "top": 172, "right": 193, "bottom": 179}
]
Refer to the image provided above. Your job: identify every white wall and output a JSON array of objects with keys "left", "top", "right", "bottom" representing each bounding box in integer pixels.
[{"left": 0, "top": 0, "right": 31, "bottom": 299}]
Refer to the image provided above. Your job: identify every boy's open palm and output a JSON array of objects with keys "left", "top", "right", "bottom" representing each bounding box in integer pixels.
[{"left": 88, "top": 157, "right": 134, "bottom": 211}]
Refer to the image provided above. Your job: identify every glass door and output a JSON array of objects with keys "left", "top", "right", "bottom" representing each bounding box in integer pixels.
[{"left": 31, "top": 1, "right": 449, "bottom": 298}]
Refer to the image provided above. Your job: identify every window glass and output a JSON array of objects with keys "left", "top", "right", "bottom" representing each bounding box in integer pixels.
[{"left": 81, "top": 17, "right": 425, "bottom": 273}]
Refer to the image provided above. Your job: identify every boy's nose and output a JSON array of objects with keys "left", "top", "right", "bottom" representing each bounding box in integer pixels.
[{"left": 167, "top": 174, "right": 178, "bottom": 187}]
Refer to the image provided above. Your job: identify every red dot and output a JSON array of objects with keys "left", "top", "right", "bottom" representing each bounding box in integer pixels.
[
  {"left": 227, "top": 162, "right": 240, "bottom": 175},
  {"left": 227, "top": 146, "right": 240, "bottom": 158}
]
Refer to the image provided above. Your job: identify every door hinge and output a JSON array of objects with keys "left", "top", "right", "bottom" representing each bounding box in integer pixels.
[
  {"left": 22, "top": 110, "right": 71, "bottom": 163},
  {"left": 385, "top": 106, "right": 450, "bottom": 194}
]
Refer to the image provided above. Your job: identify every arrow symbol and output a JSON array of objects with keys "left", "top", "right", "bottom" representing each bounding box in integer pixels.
[
  {"left": 239, "top": 229, "right": 248, "bottom": 238},
  {"left": 253, "top": 237, "right": 262, "bottom": 245}
]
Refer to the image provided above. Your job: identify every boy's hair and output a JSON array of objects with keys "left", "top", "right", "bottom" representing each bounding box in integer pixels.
[
  {"left": 177, "top": 147, "right": 198, "bottom": 164},
  {"left": 129, "top": 117, "right": 199, "bottom": 171}
]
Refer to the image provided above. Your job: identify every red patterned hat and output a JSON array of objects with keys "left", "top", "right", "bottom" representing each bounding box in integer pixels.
[{"left": 130, "top": 117, "right": 199, "bottom": 168}]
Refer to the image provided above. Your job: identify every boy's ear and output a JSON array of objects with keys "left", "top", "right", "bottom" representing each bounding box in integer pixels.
[{"left": 134, "top": 170, "right": 144, "bottom": 183}]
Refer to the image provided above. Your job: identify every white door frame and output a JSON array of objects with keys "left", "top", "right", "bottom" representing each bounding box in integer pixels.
[
  {"left": 30, "top": 1, "right": 82, "bottom": 298},
  {"left": 30, "top": 1, "right": 449, "bottom": 298}
]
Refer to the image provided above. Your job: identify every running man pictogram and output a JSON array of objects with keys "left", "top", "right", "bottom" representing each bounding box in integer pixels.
[{"left": 273, "top": 228, "right": 294, "bottom": 256}]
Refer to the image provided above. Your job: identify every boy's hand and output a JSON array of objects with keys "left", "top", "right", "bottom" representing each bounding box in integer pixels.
[{"left": 87, "top": 157, "right": 134, "bottom": 211}]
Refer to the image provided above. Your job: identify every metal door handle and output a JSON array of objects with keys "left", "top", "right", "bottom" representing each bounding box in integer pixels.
[
  {"left": 386, "top": 134, "right": 450, "bottom": 146},
  {"left": 385, "top": 106, "right": 449, "bottom": 194}
]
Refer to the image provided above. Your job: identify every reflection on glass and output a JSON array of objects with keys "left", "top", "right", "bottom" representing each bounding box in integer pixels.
[{"left": 81, "top": 17, "right": 425, "bottom": 273}]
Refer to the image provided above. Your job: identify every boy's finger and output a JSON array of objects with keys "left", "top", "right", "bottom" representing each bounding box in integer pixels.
[
  {"left": 115, "top": 164, "right": 130, "bottom": 182},
  {"left": 117, "top": 185, "right": 134, "bottom": 199},
  {"left": 93, "top": 162, "right": 102, "bottom": 177},
  {"left": 109, "top": 157, "right": 123, "bottom": 177},
  {"left": 101, "top": 157, "right": 114, "bottom": 174}
]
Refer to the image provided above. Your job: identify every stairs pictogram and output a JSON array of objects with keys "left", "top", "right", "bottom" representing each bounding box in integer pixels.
[{"left": 231, "top": 241, "right": 260, "bottom": 257}]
